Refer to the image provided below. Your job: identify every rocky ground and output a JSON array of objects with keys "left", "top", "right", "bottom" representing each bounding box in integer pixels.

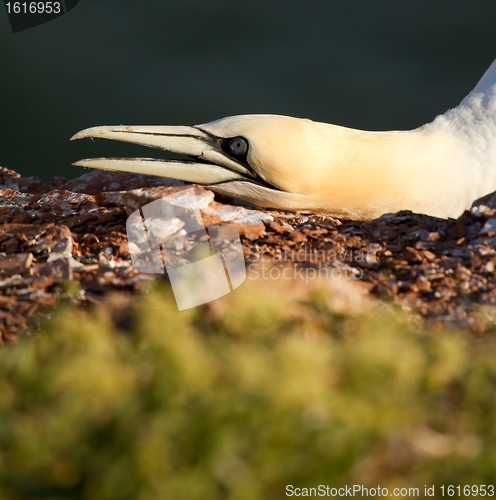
[{"left": 1, "top": 166, "right": 496, "bottom": 341}]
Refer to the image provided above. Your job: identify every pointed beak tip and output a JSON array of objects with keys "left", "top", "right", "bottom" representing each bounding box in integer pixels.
[
  {"left": 72, "top": 159, "right": 88, "bottom": 167},
  {"left": 70, "top": 126, "right": 110, "bottom": 141},
  {"left": 70, "top": 128, "right": 94, "bottom": 141}
]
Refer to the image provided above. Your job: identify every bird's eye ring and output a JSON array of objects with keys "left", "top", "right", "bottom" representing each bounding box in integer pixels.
[{"left": 228, "top": 136, "right": 248, "bottom": 155}]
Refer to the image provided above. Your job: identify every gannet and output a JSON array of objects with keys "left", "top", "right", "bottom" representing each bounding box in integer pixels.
[{"left": 72, "top": 58, "right": 496, "bottom": 221}]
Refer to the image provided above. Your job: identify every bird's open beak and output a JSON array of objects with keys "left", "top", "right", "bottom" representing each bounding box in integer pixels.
[
  {"left": 70, "top": 125, "right": 256, "bottom": 185},
  {"left": 70, "top": 122, "right": 317, "bottom": 213}
]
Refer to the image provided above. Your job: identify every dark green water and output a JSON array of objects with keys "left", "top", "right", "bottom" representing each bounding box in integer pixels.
[{"left": 1, "top": 0, "right": 495, "bottom": 180}]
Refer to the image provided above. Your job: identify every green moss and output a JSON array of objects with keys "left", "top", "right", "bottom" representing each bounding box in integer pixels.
[{"left": 1, "top": 280, "right": 496, "bottom": 499}]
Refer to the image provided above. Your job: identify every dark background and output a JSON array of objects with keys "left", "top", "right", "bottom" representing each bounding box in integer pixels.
[{"left": 1, "top": 0, "right": 496, "bottom": 181}]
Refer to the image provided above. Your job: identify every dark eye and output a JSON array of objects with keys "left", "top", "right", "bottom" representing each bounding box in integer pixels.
[{"left": 228, "top": 137, "right": 248, "bottom": 155}]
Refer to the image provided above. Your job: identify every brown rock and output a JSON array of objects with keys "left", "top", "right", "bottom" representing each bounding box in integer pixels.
[
  {"left": 17, "top": 175, "right": 68, "bottom": 194},
  {"left": 3, "top": 238, "right": 19, "bottom": 253},
  {"left": 219, "top": 222, "right": 266, "bottom": 237},
  {"left": 0, "top": 295, "right": 15, "bottom": 310},
  {"left": 80, "top": 233, "right": 100, "bottom": 246},
  {"left": 448, "top": 220, "right": 466, "bottom": 239},
  {"left": 264, "top": 219, "right": 293, "bottom": 233},
  {"left": 398, "top": 247, "right": 422, "bottom": 263},
  {"left": 95, "top": 185, "right": 211, "bottom": 215},
  {"left": 0, "top": 253, "right": 33, "bottom": 276},
  {"left": 0, "top": 274, "right": 30, "bottom": 291},
  {"left": 31, "top": 190, "right": 99, "bottom": 215},
  {"left": 34, "top": 258, "right": 72, "bottom": 282},
  {"left": 4, "top": 163, "right": 496, "bottom": 339},
  {"left": 0, "top": 167, "right": 21, "bottom": 187},
  {"left": 422, "top": 250, "right": 436, "bottom": 261},
  {"left": 27, "top": 225, "right": 74, "bottom": 258},
  {"left": 61, "top": 169, "right": 184, "bottom": 195},
  {"left": 472, "top": 191, "right": 496, "bottom": 211},
  {"left": 0, "top": 223, "right": 50, "bottom": 245},
  {"left": 415, "top": 276, "right": 432, "bottom": 292},
  {"left": 288, "top": 232, "right": 308, "bottom": 243},
  {"left": 62, "top": 213, "right": 98, "bottom": 228}
]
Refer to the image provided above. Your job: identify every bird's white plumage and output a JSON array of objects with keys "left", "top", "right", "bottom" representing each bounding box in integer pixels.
[
  {"left": 463, "top": 58, "right": 496, "bottom": 98},
  {"left": 72, "top": 58, "right": 496, "bottom": 220}
]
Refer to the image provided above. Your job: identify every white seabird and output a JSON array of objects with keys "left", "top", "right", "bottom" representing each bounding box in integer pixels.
[{"left": 72, "top": 58, "right": 496, "bottom": 221}]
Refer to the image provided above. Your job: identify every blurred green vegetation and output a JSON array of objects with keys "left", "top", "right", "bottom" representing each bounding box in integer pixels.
[{"left": 1, "top": 279, "right": 496, "bottom": 499}]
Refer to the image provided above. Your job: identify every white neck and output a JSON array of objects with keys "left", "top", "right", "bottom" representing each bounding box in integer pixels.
[
  {"left": 421, "top": 61, "right": 496, "bottom": 215},
  {"left": 305, "top": 60, "right": 496, "bottom": 220}
]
